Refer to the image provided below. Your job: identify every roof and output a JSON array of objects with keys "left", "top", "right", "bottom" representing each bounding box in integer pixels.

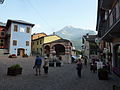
[
  {"left": 45, "top": 38, "right": 71, "bottom": 44},
  {"left": 0, "top": 22, "right": 6, "bottom": 27},
  {"left": 6, "top": 19, "right": 34, "bottom": 29},
  {"left": 83, "top": 35, "right": 97, "bottom": 42}
]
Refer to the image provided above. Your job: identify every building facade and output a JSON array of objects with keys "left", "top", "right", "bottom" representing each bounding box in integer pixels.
[
  {"left": 32, "top": 35, "right": 61, "bottom": 56},
  {"left": 0, "top": 22, "right": 6, "bottom": 49},
  {"left": 6, "top": 20, "right": 34, "bottom": 56},
  {"left": 82, "top": 34, "right": 98, "bottom": 62},
  {"left": 96, "top": 0, "right": 120, "bottom": 68},
  {"left": 32, "top": 34, "right": 72, "bottom": 63}
]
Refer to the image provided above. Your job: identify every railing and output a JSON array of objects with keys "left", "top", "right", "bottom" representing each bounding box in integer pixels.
[{"left": 105, "top": 1, "right": 120, "bottom": 33}]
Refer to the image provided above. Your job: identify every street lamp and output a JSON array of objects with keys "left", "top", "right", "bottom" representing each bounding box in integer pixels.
[{"left": 0, "top": 0, "right": 5, "bottom": 4}]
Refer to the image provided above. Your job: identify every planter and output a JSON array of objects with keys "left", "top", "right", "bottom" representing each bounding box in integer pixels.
[
  {"left": 7, "top": 67, "right": 22, "bottom": 76},
  {"left": 56, "top": 62, "right": 61, "bottom": 67},
  {"left": 98, "top": 68, "right": 108, "bottom": 80},
  {"left": 49, "top": 61, "right": 54, "bottom": 67},
  {"left": 113, "top": 85, "right": 120, "bottom": 90},
  {"left": 7, "top": 64, "right": 22, "bottom": 76}
]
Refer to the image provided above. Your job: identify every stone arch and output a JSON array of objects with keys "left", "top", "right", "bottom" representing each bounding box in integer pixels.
[
  {"left": 17, "top": 48, "right": 25, "bottom": 56},
  {"left": 44, "top": 45, "right": 50, "bottom": 57},
  {"left": 52, "top": 44, "right": 65, "bottom": 56}
]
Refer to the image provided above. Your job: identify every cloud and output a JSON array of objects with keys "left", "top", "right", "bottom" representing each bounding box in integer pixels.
[{"left": 32, "top": 24, "right": 42, "bottom": 34}]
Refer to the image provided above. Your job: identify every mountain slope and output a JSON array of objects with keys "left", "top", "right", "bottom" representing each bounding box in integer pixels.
[{"left": 55, "top": 26, "right": 96, "bottom": 50}]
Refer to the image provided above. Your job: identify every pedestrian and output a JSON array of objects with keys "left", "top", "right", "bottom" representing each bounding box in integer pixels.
[
  {"left": 76, "top": 58, "right": 82, "bottom": 78},
  {"left": 84, "top": 57, "right": 87, "bottom": 66},
  {"left": 59, "top": 55, "right": 63, "bottom": 66},
  {"left": 33, "top": 56, "right": 42, "bottom": 76},
  {"left": 43, "top": 56, "right": 49, "bottom": 74}
]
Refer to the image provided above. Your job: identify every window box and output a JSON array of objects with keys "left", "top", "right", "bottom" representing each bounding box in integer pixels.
[{"left": 7, "top": 64, "right": 22, "bottom": 76}]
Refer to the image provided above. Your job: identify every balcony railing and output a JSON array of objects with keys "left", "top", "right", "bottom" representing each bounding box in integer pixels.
[{"left": 104, "top": 1, "right": 120, "bottom": 34}]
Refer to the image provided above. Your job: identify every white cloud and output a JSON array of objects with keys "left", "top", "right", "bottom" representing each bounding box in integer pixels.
[{"left": 32, "top": 24, "right": 42, "bottom": 34}]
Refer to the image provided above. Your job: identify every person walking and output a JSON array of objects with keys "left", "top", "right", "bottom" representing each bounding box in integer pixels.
[
  {"left": 76, "top": 58, "right": 83, "bottom": 78},
  {"left": 43, "top": 56, "right": 49, "bottom": 74},
  {"left": 33, "top": 56, "right": 42, "bottom": 76}
]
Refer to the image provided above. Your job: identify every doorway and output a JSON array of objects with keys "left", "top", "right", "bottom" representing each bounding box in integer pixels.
[{"left": 17, "top": 48, "right": 25, "bottom": 56}]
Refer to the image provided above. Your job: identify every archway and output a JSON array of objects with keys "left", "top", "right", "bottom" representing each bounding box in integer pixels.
[
  {"left": 17, "top": 48, "right": 25, "bottom": 56},
  {"left": 44, "top": 45, "right": 50, "bottom": 57},
  {"left": 114, "top": 44, "right": 120, "bottom": 67},
  {"left": 53, "top": 44, "right": 65, "bottom": 56}
]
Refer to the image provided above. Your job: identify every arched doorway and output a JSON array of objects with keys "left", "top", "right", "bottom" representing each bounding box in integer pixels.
[
  {"left": 17, "top": 48, "right": 25, "bottom": 56},
  {"left": 114, "top": 44, "right": 120, "bottom": 67},
  {"left": 44, "top": 45, "right": 50, "bottom": 57},
  {"left": 53, "top": 44, "right": 65, "bottom": 56}
]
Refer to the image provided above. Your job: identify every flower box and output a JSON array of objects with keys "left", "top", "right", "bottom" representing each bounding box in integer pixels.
[
  {"left": 98, "top": 68, "right": 108, "bottom": 80},
  {"left": 7, "top": 64, "right": 22, "bottom": 76}
]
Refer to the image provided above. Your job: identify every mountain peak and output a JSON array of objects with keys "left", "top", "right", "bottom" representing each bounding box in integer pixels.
[{"left": 55, "top": 26, "right": 97, "bottom": 50}]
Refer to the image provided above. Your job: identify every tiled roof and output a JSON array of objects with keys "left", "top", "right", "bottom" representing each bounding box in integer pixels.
[{"left": 6, "top": 19, "right": 34, "bottom": 29}]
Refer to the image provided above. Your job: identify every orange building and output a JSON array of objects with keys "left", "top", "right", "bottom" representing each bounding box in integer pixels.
[{"left": 31, "top": 33, "right": 47, "bottom": 40}]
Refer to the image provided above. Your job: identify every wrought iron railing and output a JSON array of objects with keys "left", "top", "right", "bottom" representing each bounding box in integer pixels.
[{"left": 104, "top": 1, "right": 120, "bottom": 35}]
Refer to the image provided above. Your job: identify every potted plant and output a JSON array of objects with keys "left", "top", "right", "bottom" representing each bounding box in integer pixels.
[
  {"left": 8, "top": 54, "right": 17, "bottom": 58},
  {"left": 22, "top": 54, "right": 28, "bottom": 58},
  {"left": 7, "top": 64, "right": 22, "bottom": 76},
  {"left": 98, "top": 68, "right": 108, "bottom": 80},
  {"left": 113, "top": 85, "right": 120, "bottom": 90}
]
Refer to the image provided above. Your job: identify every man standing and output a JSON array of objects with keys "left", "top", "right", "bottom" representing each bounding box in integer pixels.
[{"left": 33, "top": 56, "right": 42, "bottom": 76}]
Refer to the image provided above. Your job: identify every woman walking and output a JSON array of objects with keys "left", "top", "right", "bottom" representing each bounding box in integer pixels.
[
  {"left": 43, "top": 56, "right": 49, "bottom": 74},
  {"left": 76, "top": 58, "right": 83, "bottom": 78}
]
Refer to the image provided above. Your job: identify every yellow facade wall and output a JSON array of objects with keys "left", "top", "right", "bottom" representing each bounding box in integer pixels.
[
  {"left": 44, "top": 35, "right": 61, "bottom": 44},
  {"left": 32, "top": 38, "right": 44, "bottom": 54}
]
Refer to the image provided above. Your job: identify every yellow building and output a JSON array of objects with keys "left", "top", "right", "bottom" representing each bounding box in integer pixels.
[{"left": 32, "top": 35, "right": 61, "bottom": 56}]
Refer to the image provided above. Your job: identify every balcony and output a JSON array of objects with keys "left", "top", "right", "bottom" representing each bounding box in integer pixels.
[
  {"left": 102, "top": 0, "right": 116, "bottom": 10},
  {"left": 101, "top": 1, "right": 120, "bottom": 41}
]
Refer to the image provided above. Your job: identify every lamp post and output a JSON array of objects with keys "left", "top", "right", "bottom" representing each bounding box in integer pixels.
[{"left": 0, "top": 0, "right": 4, "bottom": 4}]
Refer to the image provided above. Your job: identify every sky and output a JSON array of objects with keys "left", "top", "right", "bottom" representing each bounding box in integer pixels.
[{"left": 0, "top": 0, "right": 98, "bottom": 34}]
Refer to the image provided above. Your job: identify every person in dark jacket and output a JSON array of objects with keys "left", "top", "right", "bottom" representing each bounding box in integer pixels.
[
  {"left": 33, "top": 56, "right": 42, "bottom": 76},
  {"left": 76, "top": 58, "right": 82, "bottom": 78}
]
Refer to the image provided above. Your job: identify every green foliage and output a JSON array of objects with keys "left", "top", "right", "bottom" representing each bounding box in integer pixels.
[
  {"left": 9, "top": 64, "right": 21, "bottom": 69},
  {"left": 98, "top": 68, "right": 107, "bottom": 72},
  {"left": 76, "top": 50, "right": 83, "bottom": 56},
  {"left": 89, "top": 42, "right": 98, "bottom": 49}
]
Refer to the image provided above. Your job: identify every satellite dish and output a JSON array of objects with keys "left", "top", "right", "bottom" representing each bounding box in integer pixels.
[{"left": 0, "top": 0, "right": 4, "bottom": 4}]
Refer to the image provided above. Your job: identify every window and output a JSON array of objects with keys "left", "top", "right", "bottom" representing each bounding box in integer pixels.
[
  {"left": 0, "top": 43, "right": 3, "bottom": 46},
  {"left": 13, "top": 40, "right": 17, "bottom": 46},
  {"left": 26, "top": 41, "right": 29, "bottom": 46},
  {"left": 0, "top": 39, "right": 4, "bottom": 46},
  {"left": 0, "top": 39, "right": 4, "bottom": 42},
  {"left": 20, "top": 27, "right": 24, "bottom": 32},
  {"left": 37, "top": 41, "right": 39, "bottom": 45},
  {"left": 40, "top": 40, "right": 42, "bottom": 44},
  {"left": 1, "top": 32, "right": 4, "bottom": 36},
  {"left": 26, "top": 27, "right": 30, "bottom": 33},
  {"left": 14, "top": 25, "right": 18, "bottom": 32}
]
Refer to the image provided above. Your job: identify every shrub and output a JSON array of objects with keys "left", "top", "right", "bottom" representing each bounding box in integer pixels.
[
  {"left": 22, "top": 54, "right": 28, "bottom": 57},
  {"left": 9, "top": 64, "right": 21, "bottom": 69}
]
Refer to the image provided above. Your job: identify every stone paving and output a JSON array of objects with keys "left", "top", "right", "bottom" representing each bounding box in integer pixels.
[{"left": 0, "top": 56, "right": 120, "bottom": 90}]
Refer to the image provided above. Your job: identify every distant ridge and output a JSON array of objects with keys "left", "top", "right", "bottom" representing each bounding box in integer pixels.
[{"left": 55, "top": 26, "right": 96, "bottom": 50}]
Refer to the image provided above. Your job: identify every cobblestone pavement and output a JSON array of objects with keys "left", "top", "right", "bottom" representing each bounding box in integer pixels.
[{"left": 0, "top": 56, "right": 120, "bottom": 90}]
